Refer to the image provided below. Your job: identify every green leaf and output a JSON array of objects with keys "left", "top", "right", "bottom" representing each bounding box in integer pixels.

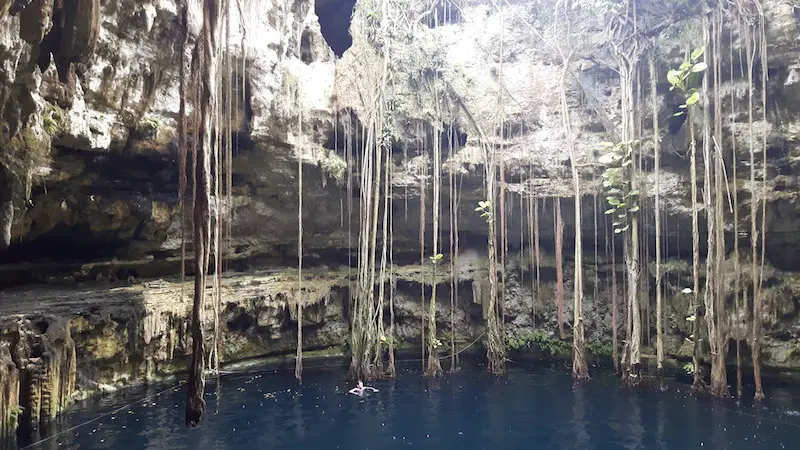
[
  {"left": 686, "top": 91, "right": 700, "bottom": 106},
  {"left": 614, "top": 228, "right": 623, "bottom": 234},
  {"left": 629, "top": 205, "right": 640, "bottom": 212},
  {"left": 608, "top": 197, "right": 620, "bottom": 206},
  {"left": 691, "top": 46, "right": 705, "bottom": 61},
  {"left": 598, "top": 153, "right": 615, "bottom": 165},
  {"left": 679, "top": 62, "right": 692, "bottom": 71},
  {"left": 667, "top": 69, "right": 681, "bottom": 86},
  {"left": 691, "top": 62, "right": 708, "bottom": 73},
  {"left": 673, "top": 111, "right": 685, "bottom": 117},
  {"left": 628, "top": 189, "right": 640, "bottom": 196},
  {"left": 620, "top": 225, "right": 630, "bottom": 232},
  {"left": 604, "top": 208, "right": 616, "bottom": 215}
]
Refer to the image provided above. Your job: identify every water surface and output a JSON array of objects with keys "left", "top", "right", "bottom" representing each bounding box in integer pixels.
[{"left": 16, "top": 360, "right": 800, "bottom": 449}]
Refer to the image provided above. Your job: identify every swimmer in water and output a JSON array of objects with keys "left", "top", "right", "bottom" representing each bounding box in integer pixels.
[{"left": 348, "top": 380, "right": 378, "bottom": 397}]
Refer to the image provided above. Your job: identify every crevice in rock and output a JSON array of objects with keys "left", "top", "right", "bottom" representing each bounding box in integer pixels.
[
  {"left": 300, "top": 29, "right": 315, "bottom": 64},
  {"left": 315, "top": 0, "right": 355, "bottom": 57}
]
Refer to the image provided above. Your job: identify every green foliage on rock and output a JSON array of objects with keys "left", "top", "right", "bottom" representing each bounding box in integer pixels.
[
  {"left": 507, "top": 330, "right": 570, "bottom": 355},
  {"left": 667, "top": 46, "right": 707, "bottom": 114},
  {"left": 586, "top": 340, "right": 614, "bottom": 358},
  {"left": 598, "top": 140, "right": 640, "bottom": 234}
]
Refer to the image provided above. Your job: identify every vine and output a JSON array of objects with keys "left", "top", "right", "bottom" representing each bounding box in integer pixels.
[{"left": 667, "top": 45, "right": 706, "bottom": 391}]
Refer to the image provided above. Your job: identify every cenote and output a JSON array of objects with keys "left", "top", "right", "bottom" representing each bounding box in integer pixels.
[
  {"left": 5, "top": 0, "right": 800, "bottom": 448},
  {"left": 12, "top": 359, "right": 800, "bottom": 450}
]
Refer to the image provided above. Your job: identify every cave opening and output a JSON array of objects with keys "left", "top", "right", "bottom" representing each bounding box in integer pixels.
[{"left": 315, "top": 0, "right": 356, "bottom": 57}]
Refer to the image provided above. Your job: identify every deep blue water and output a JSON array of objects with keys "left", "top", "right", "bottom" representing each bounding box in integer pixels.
[{"left": 15, "top": 360, "right": 800, "bottom": 449}]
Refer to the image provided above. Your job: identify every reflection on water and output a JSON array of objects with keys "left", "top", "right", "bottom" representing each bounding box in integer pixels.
[
  {"left": 12, "top": 360, "right": 800, "bottom": 450},
  {"left": 571, "top": 383, "right": 590, "bottom": 449}
]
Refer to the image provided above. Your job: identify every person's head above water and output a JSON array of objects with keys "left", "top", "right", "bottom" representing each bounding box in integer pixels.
[{"left": 348, "top": 380, "right": 378, "bottom": 396}]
